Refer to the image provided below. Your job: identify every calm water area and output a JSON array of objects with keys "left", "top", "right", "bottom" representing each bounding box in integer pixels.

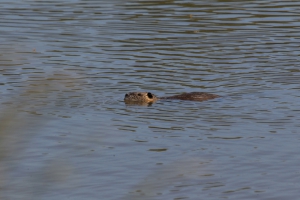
[{"left": 1, "top": 0, "right": 300, "bottom": 199}]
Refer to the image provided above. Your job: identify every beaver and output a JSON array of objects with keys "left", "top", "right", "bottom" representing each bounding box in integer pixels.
[{"left": 124, "top": 92, "right": 220, "bottom": 105}]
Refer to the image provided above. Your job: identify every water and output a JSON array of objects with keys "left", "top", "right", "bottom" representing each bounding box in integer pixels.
[{"left": 1, "top": 0, "right": 300, "bottom": 199}]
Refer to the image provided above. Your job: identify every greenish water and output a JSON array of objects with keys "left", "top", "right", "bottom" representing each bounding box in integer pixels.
[{"left": 1, "top": 0, "right": 300, "bottom": 199}]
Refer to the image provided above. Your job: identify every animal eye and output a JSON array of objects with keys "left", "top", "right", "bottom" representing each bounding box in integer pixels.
[
  {"left": 138, "top": 93, "right": 142, "bottom": 96},
  {"left": 147, "top": 93, "right": 153, "bottom": 99}
]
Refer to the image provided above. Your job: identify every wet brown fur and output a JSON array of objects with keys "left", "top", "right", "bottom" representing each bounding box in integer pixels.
[
  {"left": 124, "top": 92, "right": 219, "bottom": 104},
  {"left": 160, "top": 92, "right": 219, "bottom": 101},
  {"left": 124, "top": 92, "right": 158, "bottom": 104}
]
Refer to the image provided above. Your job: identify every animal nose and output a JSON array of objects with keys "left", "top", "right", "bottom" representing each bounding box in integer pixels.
[{"left": 125, "top": 94, "right": 129, "bottom": 97}]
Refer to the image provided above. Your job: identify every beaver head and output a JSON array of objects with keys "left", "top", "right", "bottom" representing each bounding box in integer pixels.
[{"left": 124, "top": 92, "right": 158, "bottom": 104}]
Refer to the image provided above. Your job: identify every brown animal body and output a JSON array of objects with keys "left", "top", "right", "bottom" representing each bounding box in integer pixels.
[{"left": 124, "top": 92, "right": 219, "bottom": 105}]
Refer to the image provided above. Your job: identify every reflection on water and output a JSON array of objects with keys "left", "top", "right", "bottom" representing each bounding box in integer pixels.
[
  {"left": 1, "top": 0, "right": 300, "bottom": 199},
  {"left": 124, "top": 157, "right": 211, "bottom": 200}
]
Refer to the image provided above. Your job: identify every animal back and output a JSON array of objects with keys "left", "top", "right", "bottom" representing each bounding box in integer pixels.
[{"left": 160, "top": 92, "right": 219, "bottom": 101}]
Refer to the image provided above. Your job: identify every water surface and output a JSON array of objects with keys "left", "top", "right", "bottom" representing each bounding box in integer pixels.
[{"left": 1, "top": 0, "right": 300, "bottom": 199}]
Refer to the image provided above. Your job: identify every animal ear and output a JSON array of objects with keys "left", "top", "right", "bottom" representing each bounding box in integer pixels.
[{"left": 147, "top": 92, "right": 153, "bottom": 99}]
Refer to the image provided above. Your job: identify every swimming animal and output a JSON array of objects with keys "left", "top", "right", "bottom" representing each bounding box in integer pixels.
[{"left": 124, "top": 92, "right": 219, "bottom": 105}]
